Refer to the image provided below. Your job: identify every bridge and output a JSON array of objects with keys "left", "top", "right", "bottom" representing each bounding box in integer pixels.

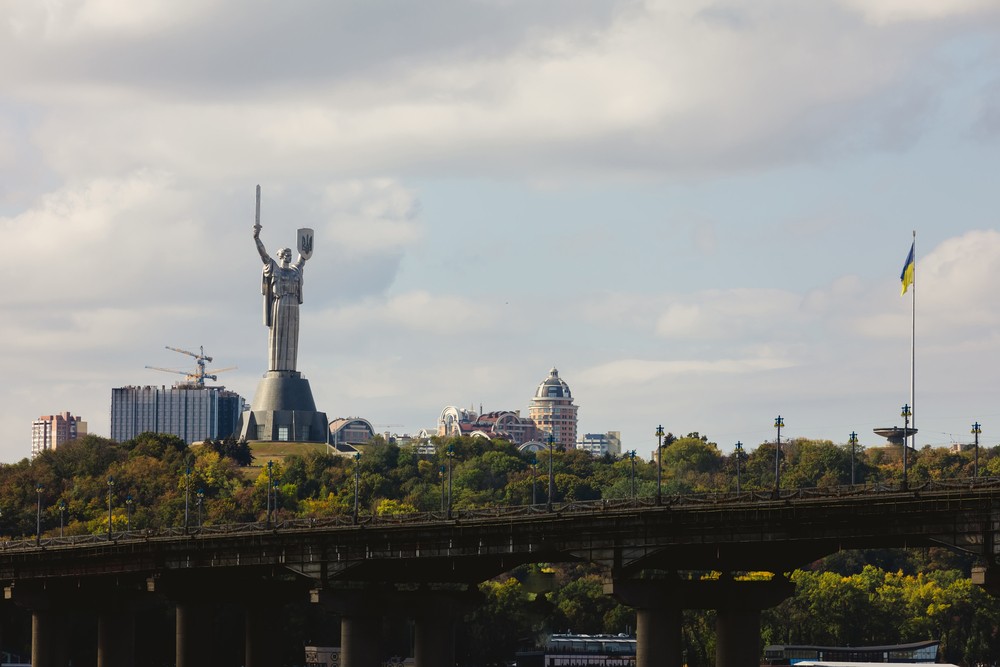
[{"left": 3, "top": 479, "right": 999, "bottom": 667}]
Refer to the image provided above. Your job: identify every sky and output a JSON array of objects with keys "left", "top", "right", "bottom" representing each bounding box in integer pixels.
[{"left": 2, "top": 0, "right": 999, "bottom": 463}]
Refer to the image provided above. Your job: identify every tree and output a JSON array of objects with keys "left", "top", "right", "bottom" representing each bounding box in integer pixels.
[{"left": 202, "top": 435, "right": 254, "bottom": 467}]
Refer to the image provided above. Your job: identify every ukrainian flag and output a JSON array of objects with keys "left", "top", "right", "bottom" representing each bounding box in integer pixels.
[{"left": 900, "top": 242, "right": 914, "bottom": 295}]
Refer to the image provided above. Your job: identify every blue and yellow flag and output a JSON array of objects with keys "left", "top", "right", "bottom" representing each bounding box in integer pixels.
[{"left": 900, "top": 242, "right": 914, "bottom": 295}]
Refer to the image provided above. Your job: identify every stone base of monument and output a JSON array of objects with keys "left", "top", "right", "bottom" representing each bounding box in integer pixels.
[{"left": 237, "top": 371, "right": 329, "bottom": 443}]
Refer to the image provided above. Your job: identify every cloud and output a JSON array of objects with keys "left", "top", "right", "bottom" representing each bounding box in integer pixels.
[
  {"left": 837, "top": 0, "right": 998, "bottom": 25},
  {"left": 576, "top": 356, "right": 795, "bottom": 387},
  {"left": 319, "top": 180, "right": 422, "bottom": 254},
  {"left": 4, "top": 0, "right": 997, "bottom": 187},
  {"left": 852, "top": 230, "right": 1000, "bottom": 339},
  {"left": 655, "top": 289, "right": 804, "bottom": 340},
  {"left": 315, "top": 291, "right": 503, "bottom": 338}
]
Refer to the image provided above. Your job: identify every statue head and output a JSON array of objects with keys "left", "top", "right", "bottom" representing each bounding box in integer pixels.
[{"left": 277, "top": 247, "right": 292, "bottom": 266}]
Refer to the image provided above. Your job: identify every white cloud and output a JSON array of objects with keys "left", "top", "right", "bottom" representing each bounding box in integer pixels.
[
  {"left": 655, "top": 289, "right": 804, "bottom": 339},
  {"left": 4, "top": 0, "right": 995, "bottom": 186},
  {"left": 316, "top": 291, "right": 502, "bottom": 337},
  {"left": 577, "top": 356, "right": 795, "bottom": 387},
  {"left": 320, "top": 180, "right": 423, "bottom": 254},
  {"left": 838, "top": 0, "right": 998, "bottom": 25},
  {"left": 852, "top": 230, "right": 1000, "bottom": 339}
]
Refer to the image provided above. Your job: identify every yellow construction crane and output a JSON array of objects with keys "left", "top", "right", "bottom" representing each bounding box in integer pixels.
[{"left": 145, "top": 345, "right": 236, "bottom": 388}]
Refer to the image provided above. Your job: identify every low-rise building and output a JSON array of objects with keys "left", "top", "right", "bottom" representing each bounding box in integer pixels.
[{"left": 577, "top": 431, "right": 622, "bottom": 457}]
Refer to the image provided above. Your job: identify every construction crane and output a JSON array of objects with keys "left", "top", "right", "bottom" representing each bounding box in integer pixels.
[{"left": 145, "top": 345, "right": 236, "bottom": 388}]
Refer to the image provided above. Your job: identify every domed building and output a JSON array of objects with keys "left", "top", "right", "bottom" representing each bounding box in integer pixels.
[{"left": 529, "top": 367, "right": 578, "bottom": 449}]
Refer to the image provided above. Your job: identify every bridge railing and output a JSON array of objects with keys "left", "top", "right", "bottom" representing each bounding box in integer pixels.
[{"left": 4, "top": 476, "right": 999, "bottom": 553}]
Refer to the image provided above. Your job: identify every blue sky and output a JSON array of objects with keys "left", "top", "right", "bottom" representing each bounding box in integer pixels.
[{"left": 1, "top": 0, "right": 999, "bottom": 462}]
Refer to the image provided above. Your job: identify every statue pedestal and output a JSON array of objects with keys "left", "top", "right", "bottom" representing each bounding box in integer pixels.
[{"left": 237, "top": 371, "right": 328, "bottom": 443}]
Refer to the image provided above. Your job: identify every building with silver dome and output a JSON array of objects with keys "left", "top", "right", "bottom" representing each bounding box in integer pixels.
[{"left": 529, "top": 367, "right": 578, "bottom": 449}]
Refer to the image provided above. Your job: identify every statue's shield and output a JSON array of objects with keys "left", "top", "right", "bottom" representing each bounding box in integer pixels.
[{"left": 297, "top": 228, "right": 314, "bottom": 260}]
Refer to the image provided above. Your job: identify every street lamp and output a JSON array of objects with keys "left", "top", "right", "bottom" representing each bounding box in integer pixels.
[
  {"left": 57, "top": 500, "right": 66, "bottom": 538},
  {"left": 272, "top": 482, "right": 279, "bottom": 523},
  {"left": 196, "top": 489, "right": 204, "bottom": 527},
  {"left": 184, "top": 463, "right": 192, "bottom": 532},
  {"left": 547, "top": 433, "right": 555, "bottom": 512},
  {"left": 35, "top": 483, "right": 43, "bottom": 546},
  {"left": 266, "top": 460, "right": 274, "bottom": 528},
  {"left": 439, "top": 464, "right": 446, "bottom": 512},
  {"left": 446, "top": 444, "right": 455, "bottom": 519},
  {"left": 972, "top": 422, "right": 982, "bottom": 478},
  {"left": 107, "top": 476, "right": 115, "bottom": 541},
  {"left": 848, "top": 432, "right": 858, "bottom": 486},
  {"left": 773, "top": 416, "right": 784, "bottom": 493},
  {"left": 629, "top": 450, "right": 637, "bottom": 502},
  {"left": 655, "top": 425, "right": 665, "bottom": 505},
  {"left": 734, "top": 442, "right": 743, "bottom": 495},
  {"left": 353, "top": 452, "right": 361, "bottom": 524},
  {"left": 125, "top": 495, "right": 134, "bottom": 532},
  {"left": 901, "top": 404, "right": 911, "bottom": 489},
  {"left": 530, "top": 455, "right": 538, "bottom": 506}
]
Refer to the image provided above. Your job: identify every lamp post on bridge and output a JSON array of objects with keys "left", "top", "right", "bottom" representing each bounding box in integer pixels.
[
  {"left": 530, "top": 455, "right": 538, "bottom": 506},
  {"left": 439, "top": 464, "right": 446, "bottom": 512},
  {"left": 629, "top": 450, "right": 637, "bottom": 502},
  {"left": 184, "top": 463, "right": 192, "bottom": 532},
  {"left": 734, "top": 442, "right": 743, "bottom": 495},
  {"left": 901, "top": 404, "right": 911, "bottom": 490},
  {"left": 547, "top": 433, "right": 555, "bottom": 512},
  {"left": 972, "top": 422, "right": 982, "bottom": 478},
  {"left": 272, "top": 482, "right": 280, "bottom": 524},
  {"left": 849, "top": 432, "right": 858, "bottom": 486},
  {"left": 106, "top": 476, "right": 115, "bottom": 541},
  {"left": 125, "top": 495, "right": 133, "bottom": 532},
  {"left": 655, "top": 425, "right": 665, "bottom": 505},
  {"left": 57, "top": 499, "right": 65, "bottom": 538},
  {"left": 196, "top": 489, "right": 204, "bottom": 528},
  {"left": 35, "top": 483, "right": 43, "bottom": 546},
  {"left": 353, "top": 452, "right": 361, "bottom": 524},
  {"left": 446, "top": 444, "right": 455, "bottom": 519},
  {"left": 773, "top": 416, "right": 784, "bottom": 494},
  {"left": 265, "top": 460, "right": 274, "bottom": 528}
]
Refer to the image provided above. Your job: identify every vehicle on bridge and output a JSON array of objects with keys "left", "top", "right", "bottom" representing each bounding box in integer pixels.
[{"left": 515, "top": 633, "right": 636, "bottom": 666}]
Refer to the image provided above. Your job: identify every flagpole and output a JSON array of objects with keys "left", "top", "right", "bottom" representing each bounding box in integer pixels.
[{"left": 910, "top": 230, "right": 916, "bottom": 452}]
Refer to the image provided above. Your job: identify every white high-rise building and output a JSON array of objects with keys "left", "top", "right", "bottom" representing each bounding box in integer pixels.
[
  {"left": 529, "top": 368, "right": 578, "bottom": 449},
  {"left": 32, "top": 411, "right": 86, "bottom": 457}
]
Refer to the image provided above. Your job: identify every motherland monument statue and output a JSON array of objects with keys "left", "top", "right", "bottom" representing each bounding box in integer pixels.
[{"left": 237, "top": 185, "right": 328, "bottom": 444}]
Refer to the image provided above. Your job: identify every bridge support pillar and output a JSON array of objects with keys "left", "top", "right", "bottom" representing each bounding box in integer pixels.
[
  {"left": 244, "top": 605, "right": 280, "bottom": 667},
  {"left": 715, "top": 608, "right": 760, "bottom": 667},
  {"left": 31, "top": 609, "right": 60, "bottom": 667},
  {"left": 608, "top": 573, "right": 794, "bottom": 667},
  {"left": 708, "top": 575, "right": 794, "bottom": 667},
  {"left": 636, "top": 604, "right": 683, "bottom": 667},
  {"left": 175, "top": 602, "right": 211, "bottom": 667},
  {"left": 340, "top": 613, "right": 382, "bottom": 667},
  {"left": 404, "top": 588, "right": 476, "bottom": 667},
  {"left": 605, "top": 579, "right": 684, "bottom": 667},
  {"left": 98, "top": 606, "right": 136, "bottom": 667},
  {"left": 312, "top": 587, "right": 387, "bottom": 667}
]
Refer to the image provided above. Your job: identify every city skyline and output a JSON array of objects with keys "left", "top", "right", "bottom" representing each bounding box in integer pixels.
[{"left": 2, "top": 1, "right": 999, "bottom": 462}]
